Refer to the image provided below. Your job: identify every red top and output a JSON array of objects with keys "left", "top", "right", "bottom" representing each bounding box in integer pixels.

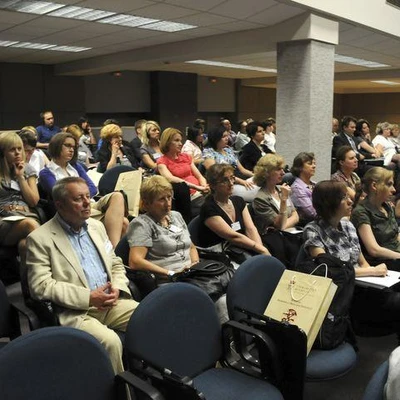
[{"left": 157, "top": 153, "right": 199, "bottom": 194}]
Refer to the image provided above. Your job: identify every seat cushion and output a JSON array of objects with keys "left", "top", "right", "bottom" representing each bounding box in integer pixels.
[
  {"left": 193, "top": 368, "right": 283, "bottom": 400},
  {"left": 306, "top": 342, "right": 357, "bottom": 381}
]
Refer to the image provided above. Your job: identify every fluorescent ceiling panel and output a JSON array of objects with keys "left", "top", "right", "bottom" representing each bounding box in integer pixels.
[
  {"left": 335, "top": 54, "right": 390, "bottom": 68},
  {"left": 0, "top": 0, "right": 64, "bottom": 14},
  {"left": 48, "top": 45, "right": 91, "bottom": 52},
  {"left": 12, "top": 41, "right": 56, "bottom": 49},
  {"left": 98, "top": 14, "right": 158, "bottom": 27},
  {"left": 48, "top": 5, "right": 115, "bottom": 21},
  {"left": 140, "top": 21, "right": 197, "bottom": 32},
  {"left": 371, "top": 80, "right": 400, "bottom": 85},
  {"left": 0, "top": 40, "right": 18, "bottom": 46},
  {"left": 186, "top": 60, "right": 277, "bottom": 73}
]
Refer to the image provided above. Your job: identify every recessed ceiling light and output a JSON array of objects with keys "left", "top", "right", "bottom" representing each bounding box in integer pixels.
[
  {"left": 98, "top": 14, "right": 158, "bottom": 27},
  {"left": 49, "top": 45, "right": 91, "bottom": 52},
  {"left": 186, "top": 60, "right": 277, "bottom": 73},
  {"left": 140, "top": 21, "right": 196, "bottom": 32},
  {"left": 335, "top": 54, "right": 390, "bottom": 68},
  {"left": 0, "top": 40, "right": 18, "bottom": 47},
  {"left": 48, "top": 6, "right": 115, "bottom": 21},
  {"left": 12, "top": 41, "right": 56, "bottom": 49},
  {"left": 1, "top": 0, "right": 65, "bottom": 14},
  {"left": 371, "top": 80, "right": 400, "bottom": 85}
]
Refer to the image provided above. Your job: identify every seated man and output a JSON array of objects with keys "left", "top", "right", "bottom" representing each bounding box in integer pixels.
[{"left": 26, "top": 177, "right": 138, "bottom": 373}]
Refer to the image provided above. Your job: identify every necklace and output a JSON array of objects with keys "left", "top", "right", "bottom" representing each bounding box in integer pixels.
[
  {"left": 216, "top": 198, "right": 234, "bottom": 212},
  {"left": 154, "top": 213, "right": 171, "bottom": 229}
]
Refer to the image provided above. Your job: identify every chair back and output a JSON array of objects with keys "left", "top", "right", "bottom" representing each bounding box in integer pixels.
[
  {"left": 362, "top": 361, "right": 388, "bottom": 400},
  {"left": 0, "top": 326, "right": 117, "bottom": 400},
  {"left": 115, "top": 235, "right": 130, "bottom": 265},
  {"left": 98, "top": 165, "right": 135, "bottom": 196},
  {"left": 187, "top": 215, "right": 201, "bottom": 246},
  {"left": 226, "top": 255, "right": 285, "bottom": 321},
  {"left": 125, "top": 283, "right": 221, "bottom": 378},
  {"left": 0, "top": 280, "right": 13, "bottom": 339}
]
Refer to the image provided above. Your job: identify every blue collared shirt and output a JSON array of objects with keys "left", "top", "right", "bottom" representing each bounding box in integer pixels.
[
  {"left": 36, "top": 124, "right": 61, "bottom": 143},
  {"left": 56, "top": 214, "right": 108, "bottom": 290}
]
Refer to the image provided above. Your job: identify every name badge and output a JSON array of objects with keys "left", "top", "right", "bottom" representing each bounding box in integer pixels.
[
  {"left": 231, "top": 221, "right": 241, "bottom": 231},
  {"left": 169, "top": 224, "right": 182, "bottom": 234}
]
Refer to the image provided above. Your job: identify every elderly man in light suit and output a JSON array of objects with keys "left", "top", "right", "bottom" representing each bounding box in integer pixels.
[{"left": 26, "top": 176, "right": 138, "bottom": 373}]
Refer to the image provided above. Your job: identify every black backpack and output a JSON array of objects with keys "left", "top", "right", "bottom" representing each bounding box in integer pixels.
[{"left": 297, "top": 253, "right": 356, "bottom": 350}]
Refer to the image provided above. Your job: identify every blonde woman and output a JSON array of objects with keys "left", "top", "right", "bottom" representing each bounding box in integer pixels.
[
  {"left": 0, "top": 132, "right": 40, "bottom": 265},
  {"left": 96, "top": 124, "right": 137, "bottom": 172},
  {"left": 140, "top": 120, "right": 162, "bottom": 172}
]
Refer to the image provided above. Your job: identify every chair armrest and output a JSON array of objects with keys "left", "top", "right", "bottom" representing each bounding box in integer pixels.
[
  {"left": 221, "top": 320, "right": 282, "bottom": 384},
  {"left": 8, "top": 295, "right": 41, "bottom": 333},
  {"left": 116, "top": 371, "right": 166, "bottom": 400}
]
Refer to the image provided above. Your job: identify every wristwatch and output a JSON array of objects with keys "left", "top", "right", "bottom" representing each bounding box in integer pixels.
[{"left": 167, "top": 270, "right": 176, "bottom": 279}]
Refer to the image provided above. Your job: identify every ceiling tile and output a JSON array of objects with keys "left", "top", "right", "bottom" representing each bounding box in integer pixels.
[
  {"left": 210, "top": 0, "right": 277, "bottom": 19},
  {"left": 217, "top": 20, "right": 264, "bottom": 32},
  {"left": 339, "top": 27, "right": 376, "bottom": 44},
  {"left": 173, "top": 12, "right": 235, "bottom": 26},
  {"left": 134, "top": 3, "right": 198, "bottom": 19},
  {"left": 246, "top": 3, "right": 303, "bottom": 25},
  {"left": 164, "top": 0, "right": 227, "bottom": 12},
  {"left": 0, "top": 10, "right": 37, "bottom": 23},
  {"left": 22, "top": 15, "right": 86, "bottom": 30}
]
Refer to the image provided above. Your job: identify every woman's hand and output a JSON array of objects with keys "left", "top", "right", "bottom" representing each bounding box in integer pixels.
[
  {"left": 280, "top": 183, "right": 291, "bottom": 200},
  {"left": 236, "top": 177, "right": 254, "bottom": 190},
  {"left": 14, "top": 161, "right": 25, "bottom": 179},
  {"left": 111, "top": 139, "right": 121, "bottom": 156},
  {"left": 373, "top": 263, "right": 388, "bottom": 276}
]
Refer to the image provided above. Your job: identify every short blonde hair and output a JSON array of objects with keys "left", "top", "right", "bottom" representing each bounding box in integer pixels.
[
  {"left": 141, "top": 121, "right": 161, "bottom": 146},
  {"left": 100, "top": 124, "right": 122, "bottom": 141},
  {"left": 376, "top": 122, "right": 392, "bottom": 135},
  {"left": 140, "top": 175, "right": 173, "bottom": 210},
  {"left": 253, "top": 153, "right": 285, "bottom": 187},
  {"left": 65, "top": 124, "right": 83, "bottom": 140},
  {"left": 0, "top": 132, "right": 25, "bottom": 181},
  {"left": 362, "top": 167, "right": 394, "bottom": 195},
  {"left": 160, "top": 127, "right": 182, "bottom": 154}
]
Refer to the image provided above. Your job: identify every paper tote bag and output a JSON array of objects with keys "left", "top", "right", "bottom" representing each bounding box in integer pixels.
[
  {"left": 264, "top": 269, "right": 337, "bottom": 355},
  {"left": 114, "top": 170, "right": 142, "bottom": 217}
]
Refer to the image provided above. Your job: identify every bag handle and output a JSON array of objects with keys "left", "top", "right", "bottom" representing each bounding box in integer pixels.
[{"left": 289, "top": 263, "right": 328, "bottom": 302}]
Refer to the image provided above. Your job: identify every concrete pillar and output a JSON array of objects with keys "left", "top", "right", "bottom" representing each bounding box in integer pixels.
[
  {"left": 275, "top": 14, "right": 338, "bottom": 181},
  {"left": 276, "top": 39, "right": 334, "bottom": 180}
]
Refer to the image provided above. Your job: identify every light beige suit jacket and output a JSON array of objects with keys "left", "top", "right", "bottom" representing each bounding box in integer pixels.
[{"left": 26, "top": 215, "right": 131, "bottom": 328}]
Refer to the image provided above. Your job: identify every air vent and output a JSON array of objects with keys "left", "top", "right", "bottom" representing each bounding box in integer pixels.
[{"left": 387, "top": 0, "right": 400, "bottom": 9}]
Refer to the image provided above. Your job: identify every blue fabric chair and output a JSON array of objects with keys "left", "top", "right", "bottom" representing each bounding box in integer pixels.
[
  {"left": 227, "top": 255, "right": 357, "bottom": 396},
  {"left": 187, "top": 215, "right": 201, "bottom": 246},
  {"left": 362, "top": 361, "right": 389, "bottom": 400},
  {"left": 0, "top": 326, "right": 164, "bottom": 400},
  {"left": 125, "top": 282, "right": 284, "bottom": 400}
]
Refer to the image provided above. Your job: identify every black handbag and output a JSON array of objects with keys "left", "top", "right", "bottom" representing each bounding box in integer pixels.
[{"left": 174, "top": 259, "right": 234, "bottom": 301}]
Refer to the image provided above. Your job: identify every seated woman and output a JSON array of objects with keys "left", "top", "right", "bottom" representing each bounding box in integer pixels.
[
  {"left": 39, "top": 132, "right": 128, "bottom": 248},
  {"left": 372, "top": 122, "right": 400, "bottom": 170},
  {"left": 181, "top": 126, "right": 204, "bottom": 166},
  {"left": 18, "top": 128, "right": 49, "bottom": 176},
  {"left": 252, "top": 154, "right": 300, "bottom": 266},
  {"left": 157, "top": 128, "right": 209, "bottom": 222},
  {"left": 127, "top": 175, "right": 228, "bottom": 322},
  {"left": 304, "top": 180, "right": 400, "bottom": 335},
  {"left": 351, "top": 167, "right": 400, "bottom": 269},
  {"left": 197, "top": 164, "right": 270, "bottom": 263},
  {"left": 239, "top": 121, "right": 272, "bottom": 172},
  {"left": 290, "top": 152, "right": 317, "bottom": 226},
  {"left": 202, "top": 127, "right": 258, "bottom": 202},
  {"left": 96, "top": 124, "right": 138, "bottom": 173},
  {"left": 65, "top": 124, "right": 94, "bottom": 167},
  {"left": 354, "top": 119, "right": 382, "bottom": 159},
  {"left": 139, "top": 120, "right": 162, "bottom": 173},
  {"left": 0, "top": 132, "right": 40, "bottom": 266},
  {"left": 331, "top": 145, "right": 361, "bottom": 201}
]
